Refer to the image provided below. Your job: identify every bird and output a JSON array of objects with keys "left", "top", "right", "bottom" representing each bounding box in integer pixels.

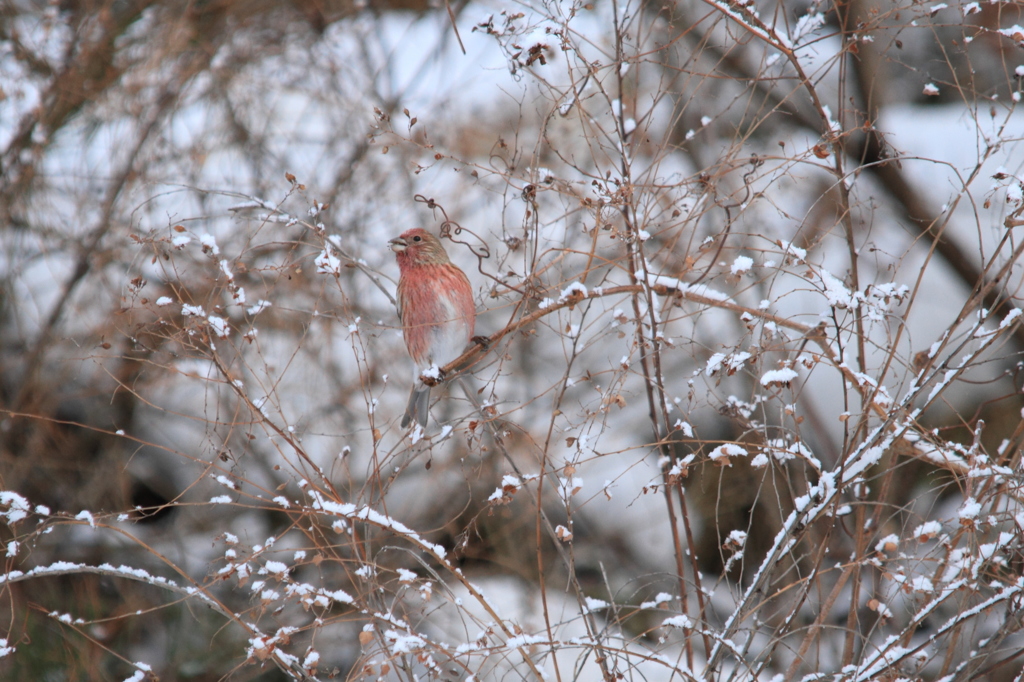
[{"left": 390, "top": 228, "right": 476, "bottom": 428}]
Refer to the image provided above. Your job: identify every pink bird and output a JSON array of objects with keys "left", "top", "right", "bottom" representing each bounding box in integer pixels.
[{"left": 390, "top": 228, "right": 476, "bottom": 428}]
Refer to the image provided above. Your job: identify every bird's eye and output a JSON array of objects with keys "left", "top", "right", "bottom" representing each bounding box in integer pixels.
[{"left": 412, "top": 235, "right": 422, "bottom": 242}]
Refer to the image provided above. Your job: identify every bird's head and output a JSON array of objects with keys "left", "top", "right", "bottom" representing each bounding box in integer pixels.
[{"left": 390, "top": 228, "right": 451, "bottom": 266}]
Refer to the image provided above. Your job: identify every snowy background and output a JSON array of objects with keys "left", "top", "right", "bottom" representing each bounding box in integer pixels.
[{"left": 2, "top": 0, "right": 1024, "bottom": 680}]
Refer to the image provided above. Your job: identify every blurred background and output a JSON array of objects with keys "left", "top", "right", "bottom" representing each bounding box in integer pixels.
[{"left": 2, "top": 0, "right": 1024, "bottom": 679}]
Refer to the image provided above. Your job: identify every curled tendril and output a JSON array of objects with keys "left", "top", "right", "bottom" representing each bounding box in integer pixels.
[
  {"left": 691, "top": 155, "right": 765, "bottom": 286},
  {"left": 411, "top": 194, "right": 524, "bottom": 295},
  {"left": 439, "top": 222, "right": 491, "bottom": 261},
  {"left": 413, "top": 194, "right": 491, "bottom": 260}
]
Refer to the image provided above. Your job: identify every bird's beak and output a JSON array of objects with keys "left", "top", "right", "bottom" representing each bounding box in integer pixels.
[{"left": 389, "top": 237, "right": 407, "bottom": 252}]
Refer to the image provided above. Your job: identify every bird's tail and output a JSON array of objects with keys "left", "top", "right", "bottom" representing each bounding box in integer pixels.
[{"left": 402, "top": 384, "right": 431, "bottom": 428}]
